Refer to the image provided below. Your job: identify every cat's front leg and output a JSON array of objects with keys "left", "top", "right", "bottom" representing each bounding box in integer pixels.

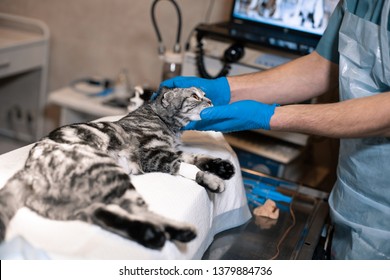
[
  {"left": 178, "top": 162, "right": 225, "bottom": 193},
  {"left": 181, "top": 153, "right": 235, "bottom": 180},
  {"left": 178, "top": 153, "right": 236, "bottom": 193},
  {"left": 196, "top": 171, "right": 226, "bottom": 193}
]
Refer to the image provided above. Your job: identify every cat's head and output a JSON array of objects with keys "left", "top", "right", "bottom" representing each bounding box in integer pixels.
[{"left": 151, "top": 87, "right": 212, "bottom": 129}]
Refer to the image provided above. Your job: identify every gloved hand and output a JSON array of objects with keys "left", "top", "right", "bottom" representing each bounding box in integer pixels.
[
  {"left": 184, "top": 100, "right": 278, "bottom": 133},
  {"left": 160, "top": 76, "right": 230, "bottom": 106}
]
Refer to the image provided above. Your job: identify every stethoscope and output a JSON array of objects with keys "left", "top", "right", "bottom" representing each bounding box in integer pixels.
[
  {"left": 150, "top": 0, "right": 243, "bottom": 79},
  {"left": 151, "top": 0, "right": 183, "bottom": 56}
]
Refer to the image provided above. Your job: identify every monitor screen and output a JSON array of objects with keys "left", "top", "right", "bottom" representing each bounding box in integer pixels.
[{"left": 232, "top": 0, "right": 338, "bottom": 38}]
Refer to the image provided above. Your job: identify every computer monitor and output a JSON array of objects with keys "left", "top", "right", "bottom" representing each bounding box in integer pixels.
[{"left": 229, "top": 0, "right": 338, "bottom": 53}]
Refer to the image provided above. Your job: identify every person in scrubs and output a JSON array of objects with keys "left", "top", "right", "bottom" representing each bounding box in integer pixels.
[{"left": 161, "top": 0, "right": 390, "bottom": 259}]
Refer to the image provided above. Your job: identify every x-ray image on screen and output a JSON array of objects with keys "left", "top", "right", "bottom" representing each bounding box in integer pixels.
[{"left": 233, "top": 0, "right": 338, "bottom": 36}]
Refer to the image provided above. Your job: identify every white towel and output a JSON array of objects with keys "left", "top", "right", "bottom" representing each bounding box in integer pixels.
[{"left": 0, "top": 130, "right": 251, "bottom": 259}]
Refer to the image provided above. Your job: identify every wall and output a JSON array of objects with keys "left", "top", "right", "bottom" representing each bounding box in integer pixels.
[{"left": 0, "top": 0, "right": 232, "bottom": 92}]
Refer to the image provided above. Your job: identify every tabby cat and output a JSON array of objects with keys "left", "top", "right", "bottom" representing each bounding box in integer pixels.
[{"left": 0, "top": 87, "right": 235, "bottom": 249}]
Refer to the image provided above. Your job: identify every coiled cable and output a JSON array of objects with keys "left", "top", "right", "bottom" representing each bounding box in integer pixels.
[{"left": 195, "top": 38, "right": 231, "bottom": 78}]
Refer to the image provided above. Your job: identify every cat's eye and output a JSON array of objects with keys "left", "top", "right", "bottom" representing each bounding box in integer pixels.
[{"left": 191, "top": 93, "right": 200, "bottom": 100}]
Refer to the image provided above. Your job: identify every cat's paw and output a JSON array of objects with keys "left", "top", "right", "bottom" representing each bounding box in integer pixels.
[
  {"left": 165, "top": 224, "right": 197, "bottom": 242},
  {"left": 196, "top": 171, "right": 225, "bottom": 193},
  {"left": 199, "top": 158, "right": 235, "bottom": 180},
  {"left": 127, "top": 221, "right": 167, "bottom": 249},
  {"left": 93, "top": 206, "right": 167, "bottom": 249}
]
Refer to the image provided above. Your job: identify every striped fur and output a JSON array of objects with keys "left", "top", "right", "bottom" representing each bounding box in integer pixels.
[{"left": 0, "top": 87, "right": 235, "bottom": 249}]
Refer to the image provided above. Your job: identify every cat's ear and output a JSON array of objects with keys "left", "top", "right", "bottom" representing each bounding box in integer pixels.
[
  {"left": 160, "top": 87, "right": 173, "bottom": 108},
  {"left": 159, "top": 86, "right": 170, "bottom": 95}
]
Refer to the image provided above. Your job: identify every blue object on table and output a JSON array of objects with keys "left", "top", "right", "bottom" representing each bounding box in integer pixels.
[
  {"left": 246, "top": 192, "right": 266, "bottom": 206},
  {"left": 89, "top": 88, "right": 114, "bottom": 97},
  {"left": 243, "top": 179, "right": 277, "bottom": 191},
  {"left": 244, "top": 178, "right": 292, "bottom": 204},
  {"left": 251, "top": 188, "right": 292, "bottom": 204}
]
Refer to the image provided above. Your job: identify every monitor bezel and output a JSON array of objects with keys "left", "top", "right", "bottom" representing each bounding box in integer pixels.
[{"left": 228, "top": 1, "right": 325, "bottom": 53}]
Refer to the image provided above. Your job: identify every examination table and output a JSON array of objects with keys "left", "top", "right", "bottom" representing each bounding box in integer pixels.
[{"left": 0, "top": 128, "right": 252, "bottom": 260}]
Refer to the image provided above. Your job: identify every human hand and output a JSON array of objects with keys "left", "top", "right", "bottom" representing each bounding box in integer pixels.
[
  {"left": 160, "top": 76, "right": 230, "bottom": 105},
  {"left": 184, "top": 100, "right": 278, "bottom": 133}
]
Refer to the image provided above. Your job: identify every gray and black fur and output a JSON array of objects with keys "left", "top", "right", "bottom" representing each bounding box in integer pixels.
[{"left": 0, "top": 87, "right": 235, "bottom": 249}]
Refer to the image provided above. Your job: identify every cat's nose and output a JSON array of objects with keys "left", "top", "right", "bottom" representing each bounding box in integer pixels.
[{"left": 206, "top": 100, "right": 212, "bottom": 106}]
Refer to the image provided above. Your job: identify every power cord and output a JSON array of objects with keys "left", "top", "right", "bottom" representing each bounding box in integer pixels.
[
  {"left": 269, "top": 193, "right": 297, "bottom": 260},
  {"left": 195, "top": 36, "right": 245, "bottom": 78}
]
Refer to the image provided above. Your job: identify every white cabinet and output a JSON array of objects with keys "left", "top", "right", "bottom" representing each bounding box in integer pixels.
[{"left": 0, "top": 13, "right": 49, "bottom": 142}]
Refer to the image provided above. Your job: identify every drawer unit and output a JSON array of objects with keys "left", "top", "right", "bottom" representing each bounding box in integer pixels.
[
  {"left": 0, "top": 13, "right": 49, "bottom": 144},
  {"left": 0, "top": 42, "right": 46, "bottom": 79}
]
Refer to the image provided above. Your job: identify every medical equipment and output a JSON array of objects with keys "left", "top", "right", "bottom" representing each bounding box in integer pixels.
[
  {"left": 197, "top": 0, "right": 337, "bottom": 55},
  {"left": 69, "top": 69, "right": 132, "bottom": 98},
  {"left": 151, "top": 0, "right": 183, "bottom": 80},
  {"left": 190, "top": 0, "right": 337, "bottom": 77},
  {"left": 196, "top": 38, "right": 245, "bottom": 78},
  {"left": 69, "top": 77, "right": 114, "bottom": 97},
  {"left": 68, "top": 70, "right": 151, "bottom": 113}
]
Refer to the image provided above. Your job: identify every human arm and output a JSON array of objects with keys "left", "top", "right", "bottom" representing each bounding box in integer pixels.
[
  {"left": 185, "top": 82, "right": 390, "bottom": 138},
  {"left": 182, "top": 51, "right": 390, "bottom": 138},
  {"left": 162, "top": 51, "right": 340, "bottom": 133},
  {"left": 161, "top": 51, "right": 338, "bottom": 105},
  {"left": 183, "top": 51, "right": 340, "bottom": 133},
  {"left": 270, "top": 92, "right": 390, "bottom": 138},
  {"left": 227, "top": 51, "right": 390, "bottom": 138},
  {"left": 228, "top": 51, "right": 339, "bottom": 104}
]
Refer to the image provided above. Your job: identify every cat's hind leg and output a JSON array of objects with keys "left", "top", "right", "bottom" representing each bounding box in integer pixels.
[
  {"left": 89, "top": 203, "right": 196, "bottom": 249},
  {"left": 91, "top": 203, "right": 167, "bottom": 249},
  {"left": 112, "top": 190, "right": 197, "bottom": 244},
  {"left": 76, "top": 188, "right": 196, "bottom": 250}
]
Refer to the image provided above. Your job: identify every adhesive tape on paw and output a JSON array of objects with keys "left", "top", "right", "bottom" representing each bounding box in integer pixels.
[{"left": 179, "top": 162, "right": 200, "bottom": 181}]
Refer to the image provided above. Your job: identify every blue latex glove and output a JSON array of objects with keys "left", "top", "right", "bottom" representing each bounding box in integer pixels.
[
  {"left": 160, "top": 76, "right": 230, "bottom": 106},
  {"left": 184, "top": 100, "right": 278, "bottom": 133}
]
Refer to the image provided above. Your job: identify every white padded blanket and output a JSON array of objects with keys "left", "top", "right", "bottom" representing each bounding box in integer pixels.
[{"left": 0, "top": 129, "right": 251, "bottom": 259}]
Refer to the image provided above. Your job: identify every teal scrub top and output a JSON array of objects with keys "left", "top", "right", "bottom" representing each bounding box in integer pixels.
[{"left": 316, "top": 0, "right": 388, "bottom": 64}]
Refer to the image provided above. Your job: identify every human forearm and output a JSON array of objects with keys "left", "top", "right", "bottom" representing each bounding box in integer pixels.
[
  {"left": 270, "top": 92, "right": 390, "bottom": 138},
  {"left": 227, "top": 51, "right": 339, "bottom": 105}
]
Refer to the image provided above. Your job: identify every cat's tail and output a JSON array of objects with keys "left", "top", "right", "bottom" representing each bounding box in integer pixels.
[{"left": 0, "top": 170, "right": 31, "bottom": 242}]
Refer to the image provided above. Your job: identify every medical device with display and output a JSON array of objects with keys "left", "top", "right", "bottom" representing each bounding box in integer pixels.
[{"left": 196, "top": 0, "right": 338, "bottom": 54}]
